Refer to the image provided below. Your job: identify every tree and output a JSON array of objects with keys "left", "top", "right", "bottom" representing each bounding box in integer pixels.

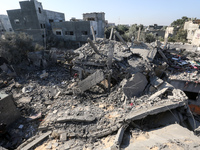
[
  {"left": 145, "top": 33, "right": 156, "bottom": 43},
  {"left": 171, "top": 16, "right": 190, "bottom": 28},
  {"left": 0, "top": 32, "right": 34, "bottom": 64}
]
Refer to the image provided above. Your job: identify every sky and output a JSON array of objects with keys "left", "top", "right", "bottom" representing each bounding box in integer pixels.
[{"left": 0, "top": 0, "right": 199, "bottom": 26}]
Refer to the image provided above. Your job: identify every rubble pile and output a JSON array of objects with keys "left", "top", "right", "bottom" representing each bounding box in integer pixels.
[{"left": 1, "top": 38, "right": 200, "bottom": 150}]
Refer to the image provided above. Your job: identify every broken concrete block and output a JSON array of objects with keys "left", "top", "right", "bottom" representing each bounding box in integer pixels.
[
  {"left": 18, "top": 97, "right": 32, "bottom": 104},
  {"left": 148, "top": 87, "right": 168, "bottom": 100},
  {"left": 147, "top": 48, "right": 157, "bottom": 62},
  {"left": 20, "top": 131, "right": 52, "bottom": 150},
  {"left": 150, "top": 76, "right": 164, "bottom": 88},
  {"left": 122, "top": 73, "right": 148, "bottom": 98},
  {"left": 158, "top": 49, "right": 169, "bottom": 64},
  {"left": 0, "top": 93, "right": 20, "bottom": 126},
  {"left": 76, "top": 70, "right": 105, "bottom": 93},
  {"left": 60, "top": 133, "right": 67, "bottom": 142},
  {"left": 22, "top": 86, "right": 33, "bottom": 93}
]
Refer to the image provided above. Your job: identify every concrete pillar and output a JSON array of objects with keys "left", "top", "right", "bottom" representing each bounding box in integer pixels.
[
  {"left": 109, "top": 27, "right": 114, "bottom": 40},
  {"left": 114, "top": 31, "right": 128, "bottom": 47},
  {"left": 137, "top": 26, "right": 141, "bottom": 42},
  {"left": 87, "top": 38, "right": 101, "bottom": 55},
  {"left": 91, "top": 26, "right": 96, "bottom": 42}
]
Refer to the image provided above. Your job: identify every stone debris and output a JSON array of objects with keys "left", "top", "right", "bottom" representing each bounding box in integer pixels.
[{"left": 1, "top": 38, "right": 200, "bottom": 150}]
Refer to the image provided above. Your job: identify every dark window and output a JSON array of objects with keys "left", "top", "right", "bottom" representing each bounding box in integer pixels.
[
  {"left": 49, "top": 19, "right": 54, "bottom": 23},
  {"left": 14, "top": 19, "right": 20, "bottom": 24},
  {"left": 43, "top": 24, "right": 46, "bottom": 28},
  {"left": 38, "top": 7, "right": 41, "bottom": 13},
  {"left": 70, "top": 31, "right": 74, "bottom": 35},
  {"left": 82, "top": 31, "right": 88, "bottom": 35},
  {"left": 40, "top": 24, "right": 43, "bottom": 29},
  {"left": 94, "top": 31, "right": 96, "bottom": 35},
  {"left": 87, "top": 18, "right": 95, "bottom": 21},
  {"left": 65, "top": 31, "right": 74, "bottom": 35},
  {"left": 9, "top": 28, "right": 12, "bottom": 31},
  {"left": 59, "top": 20, "right": 63, "bottom": 22},
  {"left": 56, "top": 31, "right": 62, "bottom": 35}
]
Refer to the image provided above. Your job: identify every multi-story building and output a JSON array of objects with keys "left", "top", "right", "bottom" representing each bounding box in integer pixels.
[
  {"left": 51, "top": 12, "right": 105, "bottom": 44},
  {"left": 0, "top": 15, "right": 13, "bottom": 36},
  {"left": 7, "top": 0, "right": 65, "bottom": 46}
]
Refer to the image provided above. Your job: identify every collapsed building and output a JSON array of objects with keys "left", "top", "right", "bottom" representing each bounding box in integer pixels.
[{"left": 1, "top": 28, "right": 200, "bottom": 149}]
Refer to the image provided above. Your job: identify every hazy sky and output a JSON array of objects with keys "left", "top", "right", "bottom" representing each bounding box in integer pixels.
[{"left": 0, "top": 0, "right": 199, "bottom": 26}]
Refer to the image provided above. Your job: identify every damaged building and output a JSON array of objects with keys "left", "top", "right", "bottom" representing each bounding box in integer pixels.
[
  {"left": 0, "top": 15, "right": 13, "bottom": 36},
  {"left": 51, "top": 12, "right": 105, "bottom": 45},
  {"left": 7, "top": 0, "right": 65, "bottom": 46},
  {"left": 7, "top": 0, "right": 106, "bottom": 47},
  {"left": 184, "top": 20, "right": 200, "bottom": 46}
]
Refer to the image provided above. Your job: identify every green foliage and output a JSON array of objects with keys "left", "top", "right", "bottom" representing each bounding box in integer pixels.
[
  {"left": 158, "top": 36, "right": 164, "bottom": 41},
  {"left": 169, "top": 16, "right": 190, "bottom": 43},
  {"left": 104, "top": 26, "right": 114, "bottom": 39},
  {"left": 171, "top": 16, "right": 190, "bottom": 29},
  {"left": 175, "top": 29, "right": 187, "bottom": 42},
  {"left": 0, "top": 32, "right": 34, "bottom": 64},
  {"left": 145, "top": 33, "right": 156, "bottom": 43},
  {"left": 168, "top": 29, "right": 187, "bottom": 43},
  {"left": 116, "top": 25, "right": 129, "bottom": 35}
]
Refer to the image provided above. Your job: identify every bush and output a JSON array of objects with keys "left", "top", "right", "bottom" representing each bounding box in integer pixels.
[
  {"left": 145, "top": 33, "right": 156, "bottom": 43},
  {"left": 0, "top": 32, "right": 34, "bottom": 64}
]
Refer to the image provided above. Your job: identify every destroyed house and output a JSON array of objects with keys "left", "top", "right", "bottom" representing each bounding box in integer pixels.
[
  {"left": 52, "top": 21, "right": 98, "bottom": 42},
  {"left": 52, "top": 12, "right": 105, "bottom": 43},
  {"left": 146, "top": 24, "right": 165, "bottom": 38},
  {"left": 7, "top": 0, "right": 65, "bottom": 45}
]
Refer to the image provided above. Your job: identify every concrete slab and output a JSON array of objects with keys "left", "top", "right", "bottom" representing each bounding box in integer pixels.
[
  {"left": 77, "top": 70, "right": 105, "bottom": 93},
  {"left": 170, "top": 80, "right": 200, "bottom": 93},
  {"left": 125, "top": 101, "right": 186, "bottom": 122},
  {"left": 0, "top": 93, "right": 20, "bottom": 125},
  {"left": 125, "top": 124, "right": 200, "bottom": 150},
  {"left": 123, "top": 73, "right": 148, "bottom": 98}
]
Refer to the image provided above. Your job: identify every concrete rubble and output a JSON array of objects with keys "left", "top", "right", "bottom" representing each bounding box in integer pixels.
[{"left": 1, "top": 38, "right": 200, "bottom": 149}]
